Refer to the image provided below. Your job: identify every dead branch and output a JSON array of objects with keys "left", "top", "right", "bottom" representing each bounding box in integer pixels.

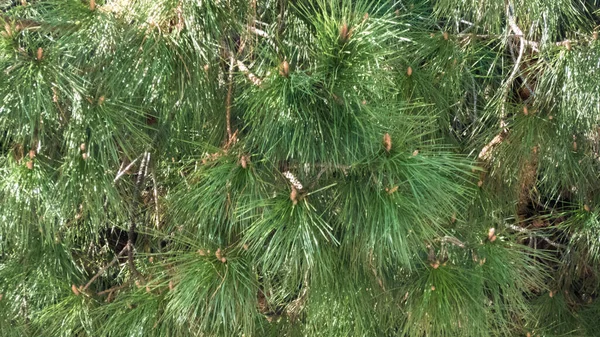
[
  {"left": 236, "top": 59, "right": 262, "bottom": 86},
  {"left": 82, "top": 244, "right": 129, "bottom": 291}
]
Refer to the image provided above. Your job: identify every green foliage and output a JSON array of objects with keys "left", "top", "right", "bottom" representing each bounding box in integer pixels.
[{"left": 2, "top": 0, "right": 600, "bottom": 336}]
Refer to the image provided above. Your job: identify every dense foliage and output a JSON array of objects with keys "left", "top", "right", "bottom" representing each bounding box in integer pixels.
[{"left": 1, "top": 1, "right": 600, "bottom": 336}]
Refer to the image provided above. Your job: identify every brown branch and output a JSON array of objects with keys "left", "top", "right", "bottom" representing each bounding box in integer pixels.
[
  {"left": 82, "top": 244, "right": 129, "bottom": 291},
  {"left": 114, "top": 155, "right": 141, "bottom": 183},
  {"left": 127, "top": 152, "right": 149, "bottom": 282},
  {"left": 151, "top": 173, "right": 160, "bottom": 229},
  {"left": 225, "top": 55, "right": 235, "bottom": 142},
  {"left": 236, "top": 59, "right": 262, "bottom": 86},
  {"left": 478, "top": 130, "right": 508, "bottom": 160},
  {"left": 441, "top": 235, "right": 466, "bottom": 248},
  {"left": 97, "top": 282, "right": 130, "bottom": 296},
  {"left": 504, "top": 224, "right": 566, "bottom": 249}
]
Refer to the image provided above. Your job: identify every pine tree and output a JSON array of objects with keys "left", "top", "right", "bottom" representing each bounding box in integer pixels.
[{"left": 1, "top": 0, "right": 600, "bottom": 336}]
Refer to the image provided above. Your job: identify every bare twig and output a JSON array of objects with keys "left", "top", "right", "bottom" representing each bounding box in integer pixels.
[
  {"left": 441, "top": 236, "right": 466, "bottom": 248},
  {"left": 114, "top": 156, "right": 140, "bottom": 183},
  {"left": 504, "top": 224, "right": 566, "bottom": 248},
  {"left": 127, "top": 152, "right": 149, "bottom": 282},
  {"left": 248, "top": 26, "right": 269, "bottom": 38},
  {"left": 97, "top": 282, "right": 130, "bottom": 296},
  {"left": 478, "top": 130, "right": 508, "bottom": 160},
  {"left": 236, "top": 59, "right": 262, "bottom": 86},
  {"left": 226, "top": 55, "right": 235, "bottom": 142},
  {"left": 502, "top": 3, "right": 525, "bottom": 118},
  {"left": 82, "top": 244, "right": 129, "bottom": 291},
  {"left": 286, "top": 271, "right": 310, "bottom": 320},
  {"left": 151, "top": 172, "right": 160, "bottom": 228}
]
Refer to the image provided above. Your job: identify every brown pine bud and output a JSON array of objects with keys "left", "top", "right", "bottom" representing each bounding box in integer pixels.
[
  {"left": 549, "top": 291, "right": 554, "bottom": 298},
  {"left": 407, "top": 66, "right": 413, "bottom": 76},
  {"left": 363, "top": 13, "right": 369, "bottom": 22},
  {"left": 395, "top": 9, "right": 400, "bottom": 17},
  {"left": 548, "top": 115, "right": 553, "bottom": 120},
  {"left": 279, "top": 60, "right": 289, "bottom": 78},
  {"left": 477, "top": 180, "right": 483, "bottom": 187},
  {"left": 26, "top": 160, "right": 34, "bottom": 170},
  {"left": 488, "top": 228, "right": 496, "bottom": 241},
  {"left": 584, "top": 204, "right": 591, "bottom": 212},
  {"left": 82, "top": 152, "right": 89, "bottom": 160},
  {"left": 430, "top": 261, "right": 440, "bottom": 269},
  {"left": 523, "top": 106, "right": 528, "bottom": 115},
  {"left": 80, "top": 143, "right": 86, "bottom": 152},
  {"left": 89, "top": 0, "right": 95, "bottom": 11},
  {"left": 221, "top": 257, "right": 227, "bottom": 263},
  {"left": 383, "top": 133, "right": 392, "bottom": 152},
  {"left": 443, "top": 32, "right": 449, "bottom": 40},
  {"left": 215, "top": 248, "right": 222, "bottom": 259},
  {"left": 339, "top": 23, "right": 349, "bottom": 43},
  {"left": 387, "top": 186, "right": 398, "bottom": 195},
  {"left": 290, "top": 186, "right": 298, "bottom": 205},
  {"left": 146, "top": 285, "right": 151, "bottom": 293},
  {"left": 198, "top": 249, "right": 206, "bottom": 256},
  {"left": 71, "top": 284, "right": 80, "bottom": 296},
  {"left": 148, "top": 256, "right": 154, "bottom": 263},
  {"left": 36, "top": 47, "right": 43, "bottom": 61},
  {"left": 243, "top": 243, "right": 248, "bottom": 251},
  {"left": 98, "top": 96, "right": 105, "bottom": 106},
  {"left": 29, "top": 149, "right": 36, "bottom": 159},
  {"left": 431, "top": 285, "right": 436, "bottom": 291},
  {"left": 527, "top": 332, "right": 532, "bottom": 337},
  {"left": 412, "top": 149, "right": 419, "bottom": 157},
  {"left": 573, "top": 141, "right": 577, "bottom": 151},
  {"left": 203, "top": 64, "right": 209, "bottom": 72},
  {"left": 169, "top": 280, "right": 174, "bottom": 291},
  {"left": 594, "top": 31, "right": 598, "bottom": 40},
  {"left": 564, "top": 40, "right": 571, "bottom": 51},
  {"left": 240, "top": 155, "right": 248, "bottom": 169}
]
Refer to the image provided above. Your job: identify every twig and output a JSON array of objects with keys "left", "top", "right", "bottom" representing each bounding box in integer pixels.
[
  {"left": 478, "top": 130, "right": 508, "bottom": 160},
  {"left": 508, "top": 33, "right": 536, "bottom": 100},
  {"left": 82, "top": 244, "right": 129, "bottom": 291},
  {"left": 502, "top": 2, "right": 525, "bottom": 118},
  {"left": 236, "top": 59, "right": 263, "bottom": 86},
  {"left": 248, "top": 26, "right": 269, "bottom": 38},
  {"left": 127, "top": 152, "right": 149, "bottom": 282},
  {"left": 225, "top": 55, "right": 235, "bottom": 142},
  {"left": 286, "top": 270, "right": 310, "bottom": 320},
  {"left": 114, "top": 156, "right": 140, "bottom": 183},
  {"left": 504, "top": 224, "right": 566, "bottom": 248},
  {"left": 151, "top": 173, "right": 160, "bottom": 228},
  {"left": 97, "top": 282, "right": 130, "bottom": 296},
  {"left": 441, "top": 236, "right": 466, "bottom": 248}
]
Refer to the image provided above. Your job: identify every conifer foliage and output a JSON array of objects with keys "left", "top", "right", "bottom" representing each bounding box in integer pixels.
[{"left": 1, "top": 1, "right": 600, "bottom": 336}]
